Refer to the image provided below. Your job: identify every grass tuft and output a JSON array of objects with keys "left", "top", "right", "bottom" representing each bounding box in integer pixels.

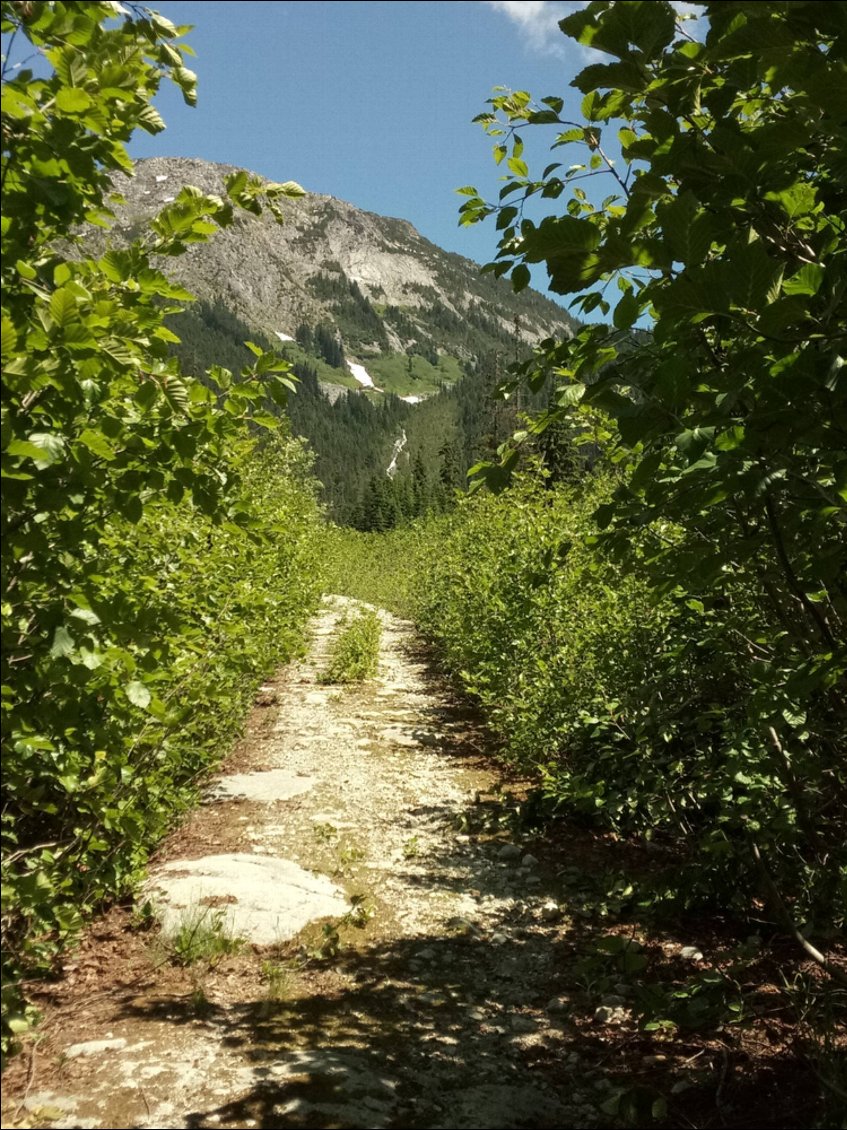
[{"left": 319, "top": 610, "right": 381, "bottom": 684}]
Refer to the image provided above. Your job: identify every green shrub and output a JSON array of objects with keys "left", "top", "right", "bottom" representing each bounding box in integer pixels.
[
  {"left": 1, "top": 434, "right": 325, "bottom": 1011},
  {"left": 0, "top": 1, "right": 321, "bottom": 1047},
  {"left": 320, "top": 610, "right": 382, "bottom": 684},
  {"left": 413, "top": 474, "right": 845, "bottom": 925},
  {"left": 453, "top": 0, "right": 846, "bottom": 932},
  {"left": 324, "top": 524, "right": 432, "bottom": 619}
]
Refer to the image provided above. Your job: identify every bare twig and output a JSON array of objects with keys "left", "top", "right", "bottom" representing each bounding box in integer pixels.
[
  {"left": 715, "top": 1045, "right": 730, "bottom": 1126},
  {"left": 12, "top": 1039, "right": 37, "bottom": 1123},
  {"left": 750, "top": 840, "right": 847, "bottom": 987}
]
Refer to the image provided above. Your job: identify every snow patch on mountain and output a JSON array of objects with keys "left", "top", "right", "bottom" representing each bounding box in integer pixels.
[{"left": 348, "top": 361, "right": 381, "bottom": 391}]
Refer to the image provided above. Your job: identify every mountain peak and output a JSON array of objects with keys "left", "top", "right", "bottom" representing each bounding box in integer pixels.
[{"left": 115, "top": 156, "right": 576, "bottom": 369}]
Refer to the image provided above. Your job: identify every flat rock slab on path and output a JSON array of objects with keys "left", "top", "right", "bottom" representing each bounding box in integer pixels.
[
  {"left": 147, "top": 854, "right": 349, "bottom": 946},
  {"left": 3, "top": 596, "right": 615, "bottom": 1130}
]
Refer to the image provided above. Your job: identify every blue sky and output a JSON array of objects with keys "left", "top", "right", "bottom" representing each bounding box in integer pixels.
[{"left": 129, "top": 1, "right": 602, "bottom": 282}]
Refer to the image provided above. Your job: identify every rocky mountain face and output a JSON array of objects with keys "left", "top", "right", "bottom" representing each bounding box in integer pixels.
[
  {"left": 110, "top": 157, "right": 576, "bottom": 396},
  {"left": 104, "top": 157, "right": 579, "bottom": 528}
]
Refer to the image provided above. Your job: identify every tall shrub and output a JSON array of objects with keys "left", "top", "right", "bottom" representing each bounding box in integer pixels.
[
  {"left": 1, "top": 0, "right": 319, "bottom": 1041},
  {"left": 458, "top": 1, "right": 846, "bottom": 934}
]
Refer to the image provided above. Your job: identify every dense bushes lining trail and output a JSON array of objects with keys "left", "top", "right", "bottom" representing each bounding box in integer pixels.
[{"left": 3, "top": 595, "right": 836, "bottom": 1130}]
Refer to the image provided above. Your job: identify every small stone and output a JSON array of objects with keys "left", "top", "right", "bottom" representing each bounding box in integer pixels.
[
  {"left": 521, "top": 853, "right": 539, "bottom": 868},
  {"left": 497, "top": 844, "right": 522, "bottom": 861},
  {"left": 600, "top": 993, "right": 626, "bottom": 1007},
  {"left": 680, "top": 946, "right": 704, "bottom": 961},
  {"left": 23, "top": 1094, "right": 77, "bottom": 1117},
  {"left": 546, "top": 994, "right": 572, "bottom": 1013},
  {"left": 491, "top": 932, "right": 508, "bottom": 945},
  {"left": 510, "top": 1015, "right": 537, "bottom": 1032},
  {"left": 65, "top": 1037, "right": 127, "bottom": 1058},
  {"left": 446, "top": 915, "right": 475, "bottom": 935},
  {"left": 540, "top": 901, "right": 560, "bottom": 922},
  {"left": 525, "top": 875, "right": 542, "bottom": 886},
  {"left": 593, "top": 1005, "right": 627, "bottom": 1025}
]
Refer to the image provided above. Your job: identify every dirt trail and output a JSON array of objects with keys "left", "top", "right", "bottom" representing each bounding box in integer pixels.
[{"left": 5, "top": 597, "right": 614, "bottom": 1130}]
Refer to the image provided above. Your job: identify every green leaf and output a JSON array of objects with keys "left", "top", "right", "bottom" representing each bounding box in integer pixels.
[
  {"left": 613, "top": 289, "right": 641, "bottom": 329},
  {"left": 7, "top": 432, "right": 66, "bottom": 468},
  {"left": 657, "top": 191, "right": 714, "bottom": 267},
  {"left": 521, "top": 215, "right": 601, "bottom": 261},
  {"left": 174, "top": 65, "right": 198, "bottom": 105},
  {"left": 77, "top": 429, "right": 117, "bottom": 461},
  {"left": 49, "top": 287, "right": 78, "bottom": 327},
  {"left": 55, "top": 87, "right": 93, "bottom": 113},
  {"left": 764, "top": 181, "right": 818, "bottom": 220},
  {"left": 783, "top": 263, "right": 824, "bottom": 296},
  {"left": 726, "top": 240, "right": 783, "bottom": 312},
  {"left": 511, "top": 263, "right": 531, "bottom": 291},
  {"left": 271, "top": 180, "right": 306, "bottom": 198},
  {"left": 581, "top": 91, "right": 605, "bottom": 122},
  {"left": 70, "top": 606, "right": 101, "bottom": 626},
  {"left": 134, "top": 380, "right": 160, "bottom": 409},
  {"left": 126, "top": 681, "right": 151, "bottom": 709},
  {"left": 1, "top": 312, "right": 16, "bottom": 356},
  {"left": 136, "top": 104, "right": 166, "bottom": 134},
  {"left": 573, "top": 60, "right": 646, "bottom": 95},
  {"left": 50, "top": 626, "right": 75, "bottom": 658},
  {"left": 556, "top": 381, "right": 586, "bottom": 407}
]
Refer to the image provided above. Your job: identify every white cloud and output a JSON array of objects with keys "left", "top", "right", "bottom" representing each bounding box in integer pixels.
[
  {"left": 487, "top": 1, "right": 705, "bottom": 57},
  {"left": 485, "top": 1, "right": 586, "bottom": 57}
]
